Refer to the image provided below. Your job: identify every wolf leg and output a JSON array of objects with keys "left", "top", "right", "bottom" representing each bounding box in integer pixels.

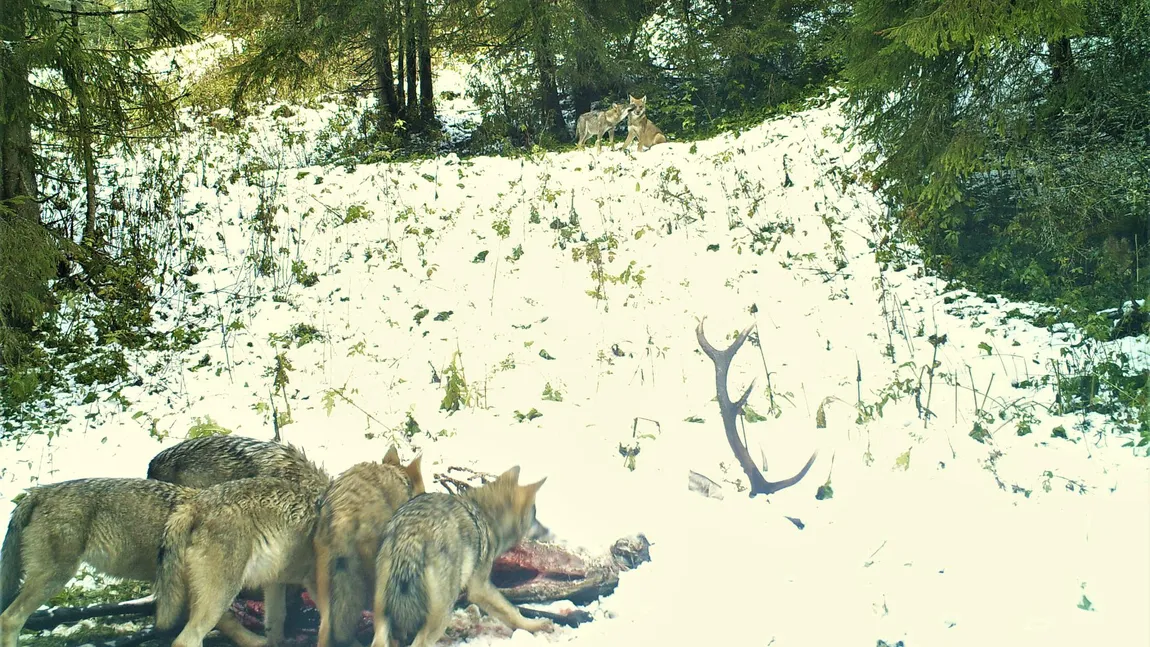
[
  {"left": 368, "top": 593, "right": 391, "bottom": 647},
  {"left": 0, "top": 563, "right": 77, "bottom": 647},
  {"left": 214, "top": 611, "right": 269, "bottom": 647},
  {"left": 171, "top": 577, "right": 248, "bottom": 647},
  {"left": 466, "top": 577, "right": 551, "bottom": 633},
  {"left": 621, "top": 128, "right": 636, "bottom": 152},
  {"left": 407, "top": 570, "right": 453, "bottom": 647},
  {"left": 172, "top": 540, "right": 250, "bottom": 647},
  {"left": 262, "top": 583, "right": 287, "bottom": 647},
  {"left": 314, "top": 541, "right": 333, "bottom": 647}
]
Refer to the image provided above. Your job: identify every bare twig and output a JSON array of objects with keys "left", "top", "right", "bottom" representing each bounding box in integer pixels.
[
  {"left": 751, "top": 325, "right": 777, "bottom": 412},
  {"left": 979, "top": 373, "right": 995, "bottom": 413},
  {"left": 856, "top": 356, "right": 863, "bottom": 405}
]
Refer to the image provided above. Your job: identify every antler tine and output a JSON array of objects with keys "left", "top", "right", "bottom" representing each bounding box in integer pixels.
[
  {"left": 696, "top": 318, "right": 816, "bottom": 498},
  {"left": 695, "top": 317, "right": 718, "bottom": 357},
  {"left": 733, "top": 379, "right": 756, "bottom": 413},
  {"left": 695, "top": 317, "right": 754, "bottom": 364},
  {"left": 760, "top": 451, "right": 819, "bottom": 495}
]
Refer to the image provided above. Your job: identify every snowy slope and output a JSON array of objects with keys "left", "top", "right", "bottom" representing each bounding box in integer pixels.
[{"left": 1, "top": 64, "right": 1147, "bottom": 647}]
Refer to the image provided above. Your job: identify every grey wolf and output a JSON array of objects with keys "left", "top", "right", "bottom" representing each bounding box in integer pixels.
[
  {"left": 148, "top": 434, "right": 329, "bottom": 488},
  {"left": 370, "top": 466, "right": 553, "bottom": 647},
  {"left": 314, "top": 447, "right": 425, "bottom": 647},
  {"left": 620, "top": 95, "right": 667, "bottom": 152},
  {"left": 148, "top": 434, "right": 329, "bottom": 629},
  {"left": 575, "top": 103, "right": 631, "bottom": 152},
  {"left": 154, "top": 456, "right": 332, "bottom": 647},
  {"left": 0, "top": 478, "right": 259, "bottom": 647}
]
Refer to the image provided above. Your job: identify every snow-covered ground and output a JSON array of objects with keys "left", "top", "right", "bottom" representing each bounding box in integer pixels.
[{"left": 2, "top": 58, "right": 1148, "bottom": 647}]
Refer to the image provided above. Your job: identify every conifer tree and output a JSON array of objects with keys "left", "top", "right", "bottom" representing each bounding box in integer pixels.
[
  {"left": 839, "top": 0, "right": 1149, "bottom": 309},
  {"left": 0, "top": 0, "right": 195, "bottom": 433}
]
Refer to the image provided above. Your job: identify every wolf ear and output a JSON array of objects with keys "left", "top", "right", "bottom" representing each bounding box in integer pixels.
[
  {"left": 523, "top": 477, "right": 546, "bottom": 498},
  {"left": 517, "top": 477, "right": 547, "bottom": 510},
  {"left": 629, "top": 94, "right": 637, "bottom": 102},
  {"left": 497, "top": 465, "right": 521, "bottom": 485},
  {"left": 405, "top": 455, "right": 426, "bottom": 493},
  {"left": 640, "top": 95, "right": 647, "bottom": 103},
  {"left": 383, "top": 445, "right": 401, "bottom": 465}
]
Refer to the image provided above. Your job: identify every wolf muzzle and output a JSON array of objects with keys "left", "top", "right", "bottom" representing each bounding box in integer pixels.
[{"left": 527, "top": 519, "right": 553, "bottom": 543}]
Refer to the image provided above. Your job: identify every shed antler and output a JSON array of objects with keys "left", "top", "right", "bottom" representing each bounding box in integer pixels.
[{"left": 696, "top": 318, "right": 817, "bottom": 496}]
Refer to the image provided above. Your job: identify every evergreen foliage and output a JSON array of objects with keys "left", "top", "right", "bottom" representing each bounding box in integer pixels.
[
  {"left": 1, "top": 0, "right": 200, "bottom": 437},
  {"left": 840, "top": 0, "right": 1150, "bottom": 324}
]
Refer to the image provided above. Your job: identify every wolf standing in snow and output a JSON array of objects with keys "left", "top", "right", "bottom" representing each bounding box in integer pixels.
[
  {"left": 620, "top": 95, "right": 667, "bottom": 152},
  {"left": 148, "top": 434, "right": 330, "bottom": 630},
  {"left": 0, "top": 478, "right": 260, "bottom": 647},
  {"left": 153, "top": 442, "right": 332, "bottom": 647},
  {"left": 313, "top": 447, "right": 425, "bottom": 647},
  {"left": 575, "top": 102, "right": 631, "bottom": 151},
  {"left": 369, "top": 466, "right": 553, "bottom": 647}
]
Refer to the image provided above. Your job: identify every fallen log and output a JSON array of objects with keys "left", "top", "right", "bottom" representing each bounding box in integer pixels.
[
  {"left": 23, "top": 598, "right": 155, "bottom": 632},
  {"left": 74, "top": 626, "right": 166, "bottom": 647},
  {"left": 26, "top": 534, "right": 651, "bottom": 641}
]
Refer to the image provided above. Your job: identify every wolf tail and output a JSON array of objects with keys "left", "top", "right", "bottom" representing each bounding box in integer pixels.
[
  {"left": 1, "top": 491, "right": 37, "bottom": 614},
  {"left": 326, "top": 546, "right": 370, "bottom": 647},
  {"left": 383, "top": 538, "right": 428, "bottom": 647},
  {"left": 154, "top": 505, "right": 196, "bottom": 630}
]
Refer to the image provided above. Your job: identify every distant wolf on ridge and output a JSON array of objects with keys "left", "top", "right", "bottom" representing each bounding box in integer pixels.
[
  {"left": 147, "top": 434, "right": 329, "bottom": 488},
  {"left": 575, "top": 102, "right": 631, "bottom": 152},
  {"left": 0, "top": 478, "right": 261, "bottom": 647},
  {"left": 154, "top": 450, "right": 332, "bottom": 647},
  {"left": 620, "top": 95, "right": 667, "bottom": 152},
  {"left": 370, "top": 466, "right": 553, "bottom": 647},
  {"left": 313, "top": 447, "right": 425, "bottom": 647}
]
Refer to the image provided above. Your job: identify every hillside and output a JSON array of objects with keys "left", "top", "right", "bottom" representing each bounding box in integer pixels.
[{"left": 1, "top": 64, "right": 1148, "bottom": 647}]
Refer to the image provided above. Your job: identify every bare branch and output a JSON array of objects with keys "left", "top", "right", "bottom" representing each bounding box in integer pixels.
[{"left": 45, "top": 7, "right": 149, "bottom": 17}]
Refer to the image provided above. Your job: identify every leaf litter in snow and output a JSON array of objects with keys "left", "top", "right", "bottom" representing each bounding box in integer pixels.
[{"left": 0, "top": 60, "right": 1147, "bottom": 647}]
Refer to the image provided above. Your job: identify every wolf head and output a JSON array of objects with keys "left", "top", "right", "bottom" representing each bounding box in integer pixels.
[
  {"left": 607, "top": 102, "right": 628, "bottom": 118},
  {"left": 628, "top": 95, "right": 647, "bottom": 119},
  {"left": 383, "top": 445, "right": 427, "bottom": 495},
  {"left": 470, "top": 466, "right": 549, "bottom": 553}
]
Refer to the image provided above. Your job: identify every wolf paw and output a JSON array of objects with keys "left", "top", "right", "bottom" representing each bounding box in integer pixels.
[{"left": 526, "top": 618, "right": 555, "bottom": 634}]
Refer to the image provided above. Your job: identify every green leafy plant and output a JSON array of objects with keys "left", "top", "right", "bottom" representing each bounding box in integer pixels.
[
  {"left": 514, "top": 408, "right": 542, "bottom": 422},
  {"left": 187, "top": 416, "right": 233, "bottom": 439},
  {"left": 441, "top": 351, "right": 472, "bottom": 413},
  {"left": 541, "top": 383, "right": 563, "bottom": 402}
]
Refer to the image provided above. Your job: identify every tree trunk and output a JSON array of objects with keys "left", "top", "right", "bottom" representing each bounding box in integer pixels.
[
  {"left": 404, "top": 0, "right": 417, "bottom": 119},
  {"left": 528, "top": 0, "right": 566, "bottom": 141},
  {"left": 396, "top": 22, "right": 406, "bottom": 109},
  {"left": 0, "top": 7, "right": 40, "bottom": 225},
  {"left": 70, "top": 0, "right": 99, "bottom": 247},
  {"left": 416, "top": 0, "right": 433, "bottom": 123},
  {"left": 371, "top": 0, "right": 399, "bottom": 131},
  {"left": 1048, "top": 37, "right": 1074, "bottom": 85}
]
